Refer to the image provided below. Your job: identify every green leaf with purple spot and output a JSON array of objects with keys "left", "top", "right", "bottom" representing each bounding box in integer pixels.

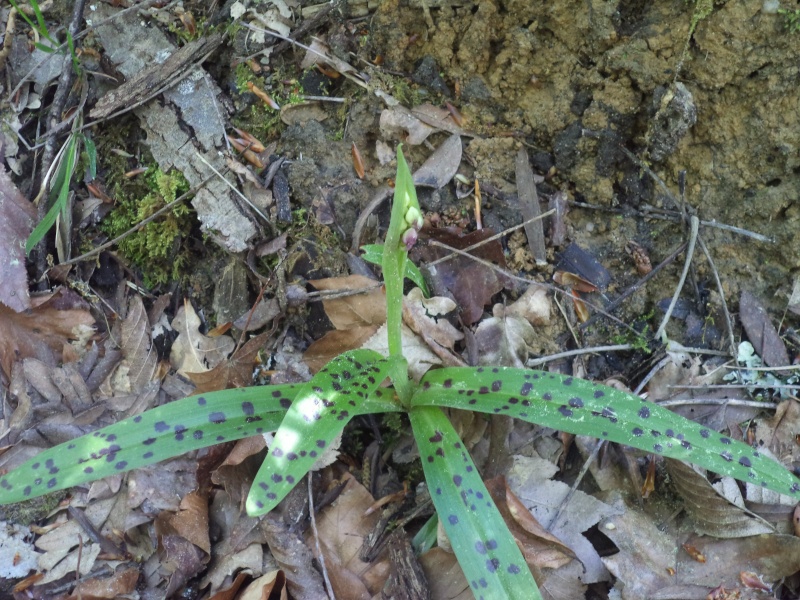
[
  {"left": 0, "top": 384, "right": 301, "bottom": 505},
  {"left": 246, "top": 349, "right": 399, "bottom": 515},
  {"left": 410, "top": 406, "right": 541, "bottom": 599},
  {"left": 413, "top": 367, "right": 800, "bottom": 501}
]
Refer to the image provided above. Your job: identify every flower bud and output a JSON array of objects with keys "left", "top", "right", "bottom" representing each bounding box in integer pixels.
[
  {"left": 401, "top": 227, "right": 418, "bottom": 250},
  {"left": 404, "top": 206, "right": 423, "bottom": 231}
]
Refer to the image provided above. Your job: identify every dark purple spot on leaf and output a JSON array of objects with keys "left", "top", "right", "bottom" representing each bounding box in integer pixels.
[
  {"left": 491, "top": 380, "right": 502, "bottom": 392},
  {"left": 720, "top": 437, "right": 732, "bottom": 444},
  {"left": 143, "top": 451, "right": 153, "bottom": 459},
  {"left": 429, "top": 431, "right": 443, "bottom": 443},
  {"left": 272, "top": 474, "right": 283, "bottom": 483},
  {"left": 638, "top": 406, "right": 650, "bottom": 419},
  {"left": 520, "top": 383, "right": 533, "bottom": 396},
  {"left": 84, "top": 467, "right": 93, "bottom": 474},
  {"left": 154, "top": 421, "right": 169, "bottom": 432},
  {"left": 653, "top": 444, "right": 663, "bottom": 452},
  {"left": 280, "top": 398, "right": 291, "bottom": 408},
  {"left": 508, "top": 564, "right": 521, "bottom": 574},
  {"left": 486, "top": 558, "right": 500, "bottom": 572},
  {"left": 475, "top": 541, "right": 486, "bottom": 554},
  {"left": 47, "top": 478, "right": 57, "bottom": 488},
  {"left": 720, "top": 451, "right": 733, "bottom": 462},
  {"left": 448, "top": 514, "right": 458, "bottom": 524},
  {"left": 209, "top": 412, "right": 226, "bottom": 424},
  {"left": 569, "top": 397, "right": 584, "bottom": 408},
  {"left": 198, "top": 397, "right": 207, "bottom": 405},
  {"left": 594, "top": 390, "right": 605, "bottom": 399},
  {"left": 739, "top": 457, "right": 752, "bottom": 467},
  {"left": 272, "top": 448, "right": 284, "bottom": 457},
  {"left": 558, "top": 405, "right": 573, "bottom": 417},
  {"left": 115, "top": 461, "right": 127, "bottom": 470},
  {"left": 242, "top": 401, "right": 255, "bottom": 416},
  {"left": 453, "top": 475, "right": 462, "bottom": 487},
  {"left": 143, "top": 437, "right": 157, "bottom": 445},
  {"left": 632, "top": 427, "right": 643, "bottom": 436}
]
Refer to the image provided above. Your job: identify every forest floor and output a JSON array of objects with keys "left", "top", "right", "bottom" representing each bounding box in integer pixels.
[{"left": 1, "top": 1, "right": 800, "bottom": 598}]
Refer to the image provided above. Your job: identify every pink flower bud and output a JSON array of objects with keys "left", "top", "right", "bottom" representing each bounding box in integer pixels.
[{"left": 401, "top": 227, "right": 418, "bottom": 250}]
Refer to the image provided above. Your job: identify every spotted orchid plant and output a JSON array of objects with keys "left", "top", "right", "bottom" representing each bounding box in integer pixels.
[{"left": 2, "top": 147, "right": 800, "bottom": 599}]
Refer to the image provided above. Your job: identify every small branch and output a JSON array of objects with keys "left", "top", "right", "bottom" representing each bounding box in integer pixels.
[
  {"left": 655, "top": 216, "right": 699, "bottom": 342},
  {"left": 308, "top": 475, "right": 335, "bottom": 600},
  {"left": 527, "top": 344, "right": 634, "bottom": 368}
]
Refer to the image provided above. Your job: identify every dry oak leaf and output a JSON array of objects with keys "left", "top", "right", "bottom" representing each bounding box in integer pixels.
[
  {"left": 0, "top": 290, "right": 95, "bottom": 379},
  {"left": 188, "top": 331, "right": 270, "bottom": 393},
  {"left": 0, "top": 160, "right": 36, "bottom": 311},
  {"left": 309, "top": 274, "right": 385, "bottom": 330}
]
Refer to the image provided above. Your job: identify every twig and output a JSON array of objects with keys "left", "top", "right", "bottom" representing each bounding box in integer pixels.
[
  {"left": 669, "top": 383, "right": 800, "bottom": 390},
  {"left": 656, "top": 398, "right": 778, "bottom": 409},
  {"left": 697, "top": 236, "right": 736, "bottom": 355},
  {"left": 655, "top": 216, "right": 699, "bottom": 341},
  {"left": 425, "top": 210, "right": 555, "bottom": 268},
  {"left": 308, "top": 475, "right": 335, "bottom": 600},
  {"left": 426, "top": 239, "right": 642, "bottom": 336},
  {"left": 527, "top": 344, "right": 634, "bottom": 368},
  {"left": 579, "top": 241, "right": 687, "bottom": 330},
  {"left": 194, "top": 151, "right": 271, "bottom": 223},
  {"left": 633, "top": 355, "right": 671, "bottom": 396},
  {"left": 59, "top": 176, "right": 213, "bottom": 266},
  {"left": 545, "top": 442, "right": 602, "bottom": 532}
]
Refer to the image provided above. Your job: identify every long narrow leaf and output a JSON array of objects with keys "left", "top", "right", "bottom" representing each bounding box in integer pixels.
[
  {"left": 410, "top": 406, "right": 541, "bottom": 599},
  {"left": 0, "top": 385, "right": 300, "bottom": 505},
  {"left": 414, "top": 368, "right": 800, "bottom": 501},
  {"left": 246, "top": 349, "right": 399, "bottom": 515},
  {"left": 26, "top": 134, "right": 79, "bottom": 255}
]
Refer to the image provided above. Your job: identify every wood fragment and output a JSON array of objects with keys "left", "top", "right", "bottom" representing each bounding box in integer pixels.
[
  {"left": 89, "top": 32, "right": 223, "bottom": 119},
  {"left": 515, "top": 147, "right": 547, "bottom": 265}
]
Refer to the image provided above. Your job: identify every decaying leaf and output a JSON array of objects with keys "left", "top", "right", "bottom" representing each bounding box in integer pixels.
[
  {"left": 739, "top": 290, "right": 790, "bottom": 369},
  {"left": 379, "top": 107, "right": 436, "bottom": 146},
  {"left": 0, "top": 289, "right": 95, "bottom": 379},
  {"left": 412, "top": 133, "right": 462, "bottom": 189},
  {"left": 402, "top": 287, "right": 465, "bottom": 366},
  {"left": 414, "top": 227, "right": 509, "bottom": 325},
  {"left": 303, "top": 326, "right": 381, "bottom": 373},
  {"left": 117, "top": 295, "right": 157, "bottom": 394},
  {"left": 362, "top": 323, "right": 441, "bottom": 381},
  {"left": 310, "top": 275, "right": 385, "bottom": 330},
  {"left": 0, "top": 161, "right": 36, "bottom": 311},
  {"left": 474, "top": 305, "right": 536, "bottom": 368},
  {"left": 170, "top": 300, "right": 235, "bottom": 376},
  {"left": 666, "top": 460, "right": 774, "bottom": 538},
  {"left": 188, "top": 332, "right": 270, "bottom": 393}
]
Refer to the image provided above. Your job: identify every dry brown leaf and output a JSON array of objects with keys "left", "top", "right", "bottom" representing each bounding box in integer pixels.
[
  {"left": 309, "top": 474, "right": 390, "bottom": 598},
  {"left": 402, "top": 287, "right": 464, "bottom": 367},
  {"left": 414, "top": 227, "right": 509, "bottom": 325},
  {"left": 0, "top": 289, "right": 95, "bottom": 379},
  {"left": 474, "top": 305, "right": 536, "bottom": 368},
  {"left": 303, "top": 326, "right": 381, "bottom": 373},
  {"left": 170, "top": 300, "right": 235, "bottom": 376},
  {"left": 379, "top": 106, "right": 436, "bottom": 146},
  {"left": 64, "top": 567, "right": 139, "bottom": 599},
  {"left": 188, "top": 332, "right": 270, "bottom": 393},
  {"left": 237, "top": 570, "right": 287, "bottom": 600},
  {"left": 309, "top": 275, "right": 385, "bottom": 330},
  {"left": 739, "top": 290, "right": 790, "bottom": 369},
  {"left": 362, "top": 323, "right": 441, "bottom": 381},
  {"left": 485, "top": 477, "right": 576, "bottom": 571},
  {"left": 351, "top": 141, "right": 365, "bottom": 179},
  {"left": 412, "top": 133, "right": 462, "bottom": 189},
  {"left": 666, "top": 460, "right": 774, "bottom": 538},
  {"left": 504, "top": 283, "right": 551, "bottom": 327},
  {"left": 162, "top": 491, "right": 211, "bottom": 554},
  {"left": 419, "top": 547, "right": 472, "bottom": 600},
  {"left": 119, "top": 295, "right": 157, "bottom": 393}
]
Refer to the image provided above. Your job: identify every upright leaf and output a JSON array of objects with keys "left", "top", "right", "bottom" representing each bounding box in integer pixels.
[
  {"left": 413, "top": 368, "right": 800, "bottom": 501},
  {"left": 409, "top": 406, "right": 541, "bottom": 599},
  {"left": 246, "top": 349, "right": 399, "bottom": 515},
  {"left": 0, "top": 385, "right": 300, "bottom": 505}
]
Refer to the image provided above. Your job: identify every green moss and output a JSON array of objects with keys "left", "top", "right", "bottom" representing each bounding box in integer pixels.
[
  {"left": 0, "top": 491, "right": 64, "bottom": 525},
  {"left": 779, "top": 8, "right": 800, "bottom": 33},
  {"left": 101, "top": 167, "right": 192, "bottom": 287}
]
